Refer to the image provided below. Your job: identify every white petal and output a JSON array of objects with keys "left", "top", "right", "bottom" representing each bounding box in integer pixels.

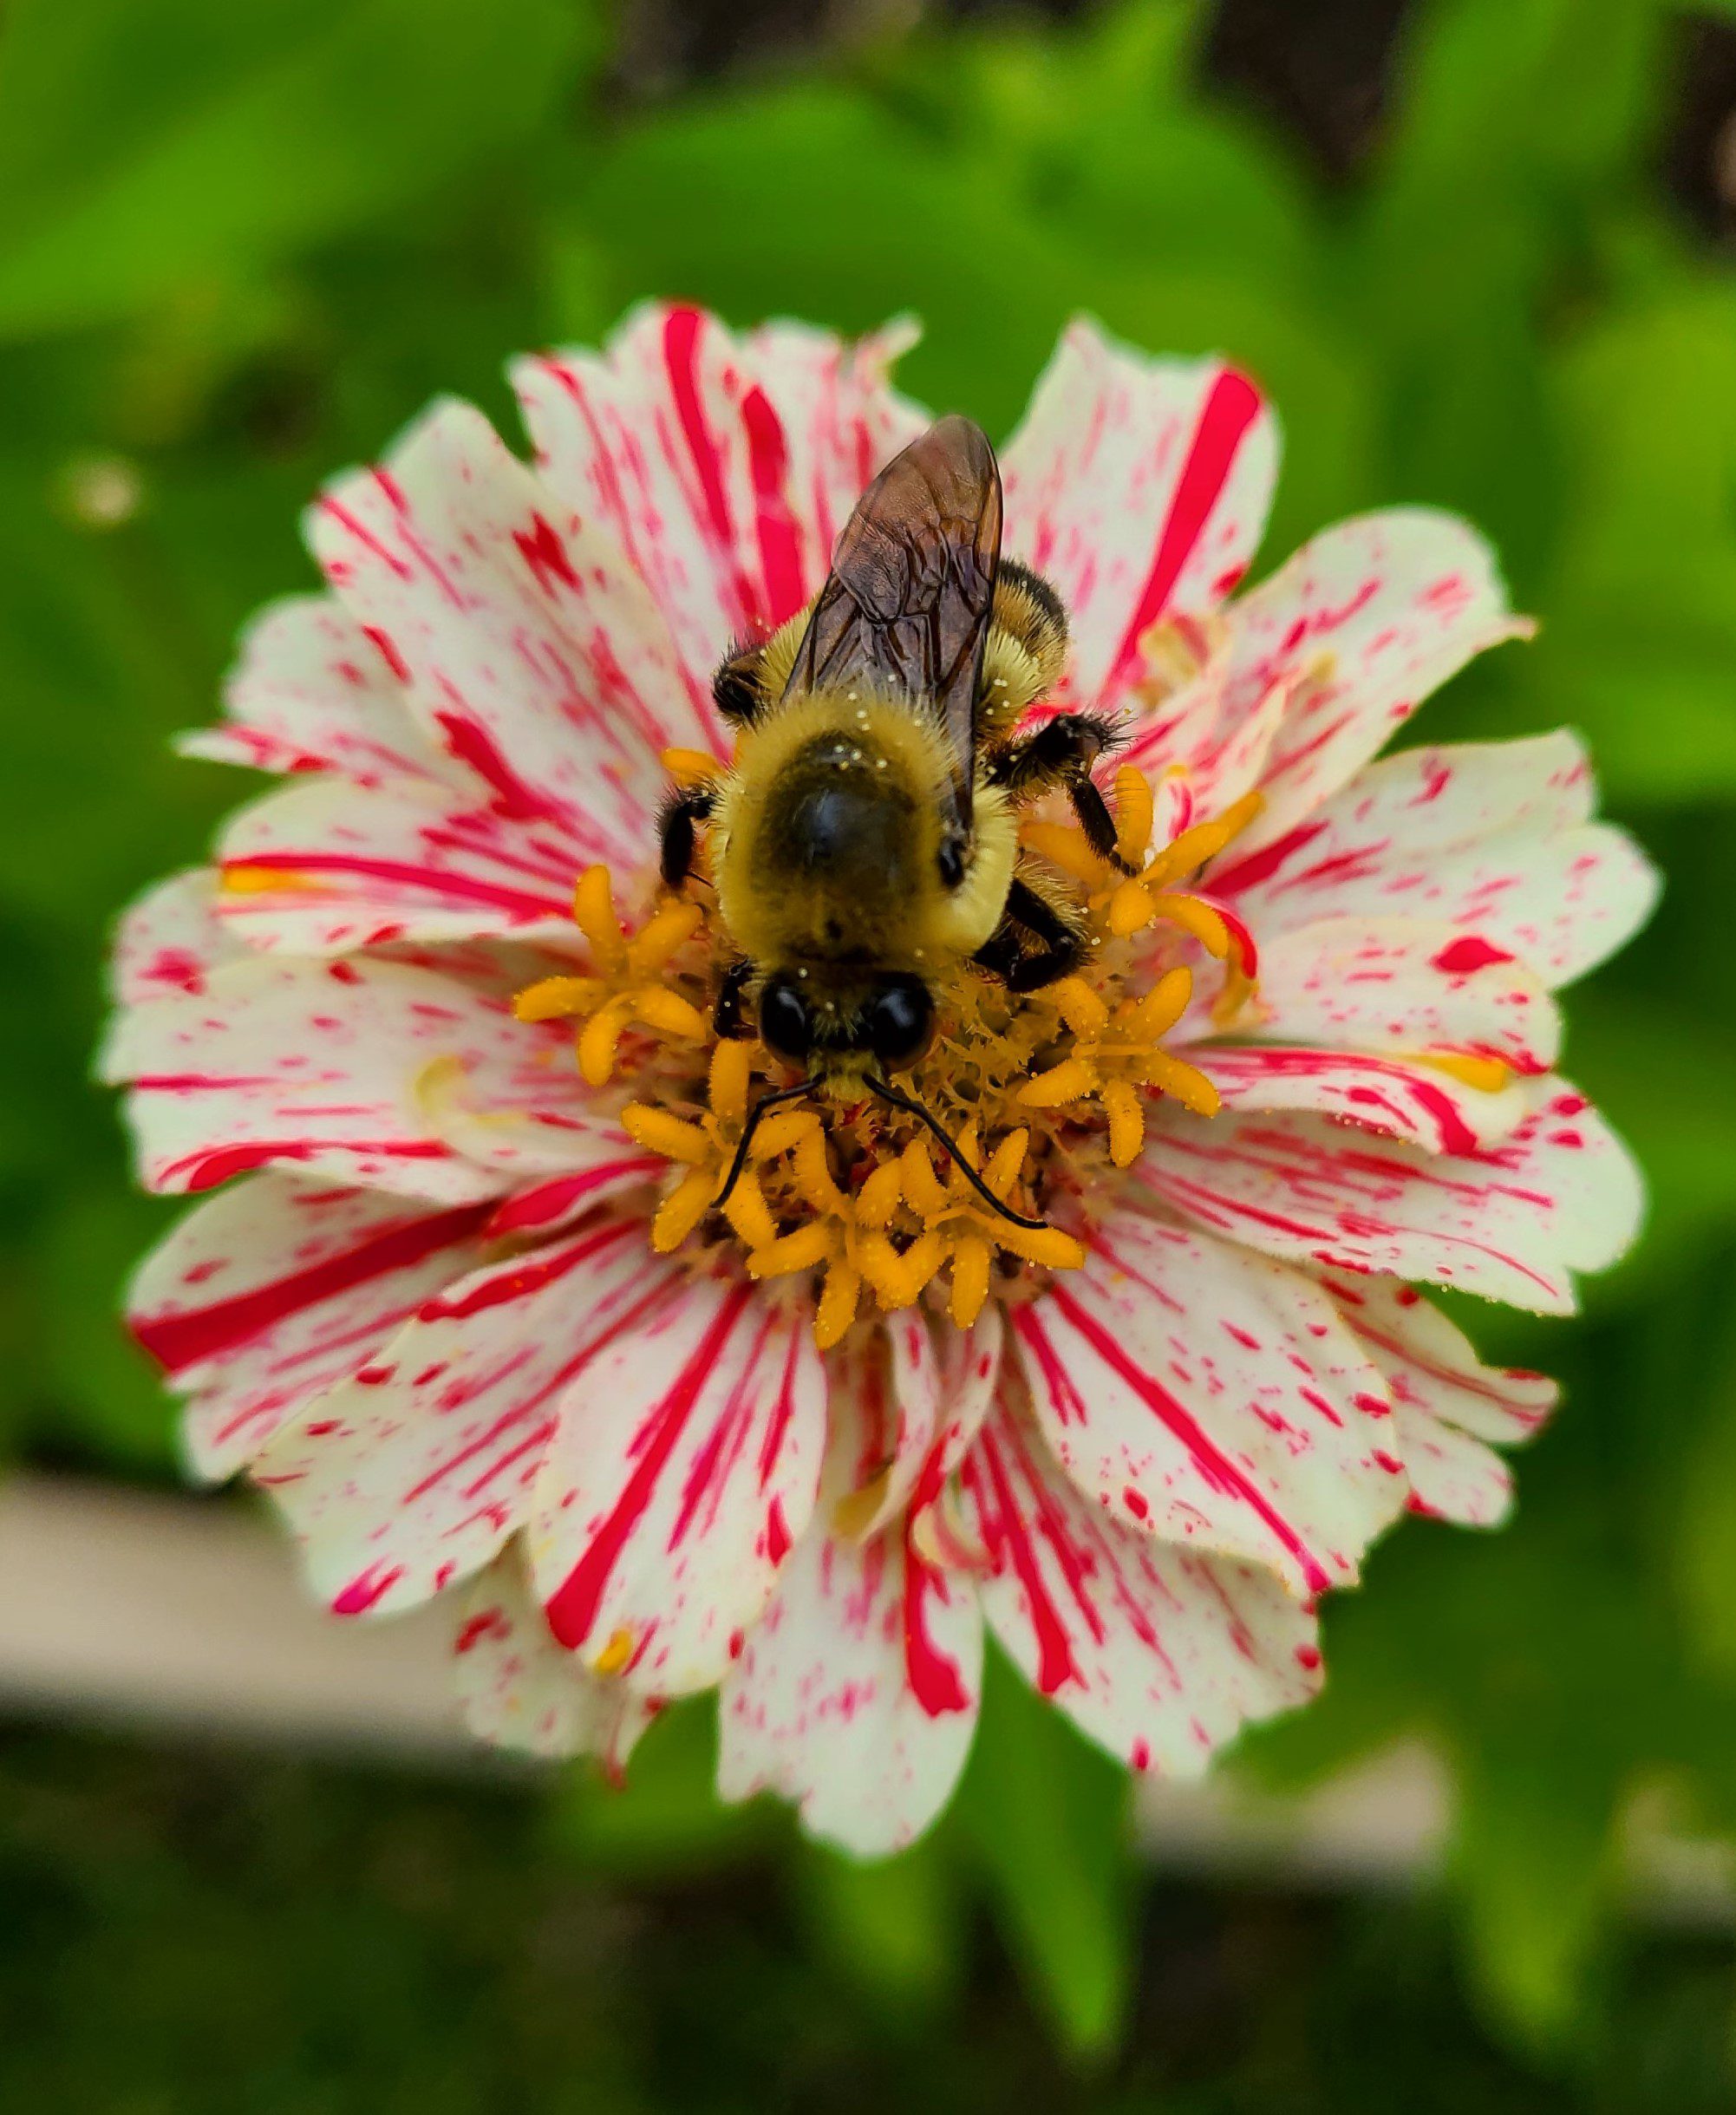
[
  {"left": 1244, "top": 915, "right": 1561, "bottom": 1072},
  {"left": 529, "top": 1277, "right": 827, "bottom": 1695},
  {"left": 1140, "top": 1079, "right": 1643, "bottom": 1315},
  {"left": 1321, "top": 1270, "right": 1550, "bottom": 1527},
  {"left": 308, "top": 398, "right": 699, "bottom": 872},
  {"left": 109, "top": 869, "right": 241, "bottom": 1007},
  {"left": 1198, "top": 1045, "right": 1533, "bottom": 1153},
  {"left": 1210, "top": 731, "right": 1661, "bottom": 989},
  {"left": 212, "top": 773, "right": 579, "bottom": 954},
  {"left": 1002, "top": 317, "right": 1278, "bottom": 702},
  {"left": 717, "top": 1369, "right": 981, "bottom": 1856},
  {"left": 1223, "top": 511, "right": 1530, "bottom": 853},
  {"left": 1011, "top": 1211, "right": 1403, "bottom": 1595},
  {"left": 253, "top": 1214, "right": 672, "bottom": 1616},
  {"left": 961, "top": 1395, "right": 1320, "bottom": 1773},
  {"left": 515, "top": 303, "right": 927, "bottom": 702},
  {"left": 127, "top": 1175, "right": 491, "bottom": 1480},
  {"left": 102, "top": 954, "right": 595, "bottom": 1201},
  {"left": 1321, "top": 1272, "right": 1558, "bottom": 1446},
  {"left": 454, "top": 1545, "right": 658, "bottom": 1766},
  {"left": 180, "top": 593, "right": 450, "bottom": 783},
  {"left": 1391, "top": 1405, "right": 1513, "bottom": 1527}
]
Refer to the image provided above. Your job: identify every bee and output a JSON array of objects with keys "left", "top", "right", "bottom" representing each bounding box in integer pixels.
[{"left": 657, "top": 415, "right": 1132, "bottom": 1222}]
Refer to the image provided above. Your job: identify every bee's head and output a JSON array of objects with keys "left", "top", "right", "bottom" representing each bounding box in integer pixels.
[{"left": 758, "top": 968, "right": 936, "bottom": 1075}]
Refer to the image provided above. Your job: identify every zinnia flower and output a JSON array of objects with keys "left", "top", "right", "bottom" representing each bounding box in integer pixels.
[{"left": 104, "top": 306, "right": 1655, "bottom": 1854}]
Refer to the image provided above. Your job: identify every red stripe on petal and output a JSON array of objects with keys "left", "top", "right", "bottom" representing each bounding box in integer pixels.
[
  {"left": 1018, "top": 1293, "right": 1335, "bottom": 1596},
  {"left": 741, "top": 384, "right": 807, "bottom": 625},
  {"left": 1109, "top": 369, "right": 1263, "bottom": 683},
  {"left": 545, "top": 1283, "right": 756, "bottom": 1648},
  {"left": 134, "top": 1200, "right": 491, "bottom": 1375}
]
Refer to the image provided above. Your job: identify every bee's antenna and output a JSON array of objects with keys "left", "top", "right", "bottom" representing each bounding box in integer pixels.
[
  {"left": 713, "top": 1080, "right": 814, "bottom": 1214},
  {"left": 862, "top": 1075, "right": 1049, "bottom": 1233}
]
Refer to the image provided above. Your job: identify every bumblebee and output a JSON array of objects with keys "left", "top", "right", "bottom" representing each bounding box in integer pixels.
[{"left": 658, "top": 415, "right": 1130, "bottom": 1217}]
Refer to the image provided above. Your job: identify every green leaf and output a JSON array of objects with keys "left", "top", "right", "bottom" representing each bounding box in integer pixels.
[
  {"left": 1450, "top": 1728, "right": 1624, "bottom": 2056},
  {"left": 0, "top": 0, "right": 597, "bottom": 341},
  {"left": 793, "top": 1837, "right": 964, "bottom": 2022},
  {"left": 955, "top": 1648, "right": 1135, "bottom": 2066}
]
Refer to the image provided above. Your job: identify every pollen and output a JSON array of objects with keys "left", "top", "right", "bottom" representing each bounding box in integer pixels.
[{"left": 514, "top": 865, "right": 708, "bottom": 1087}]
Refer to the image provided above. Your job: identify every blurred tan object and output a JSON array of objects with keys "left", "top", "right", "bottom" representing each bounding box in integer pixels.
[
  {"left": 0, "top": 1472, "right": 459, "bottom": 1753},
  {"left": 0, "top": 1470, "right": 1728, "bottom": 1921}
]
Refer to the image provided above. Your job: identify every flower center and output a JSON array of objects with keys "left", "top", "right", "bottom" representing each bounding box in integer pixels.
[{"left": 513, "top": 762, "right": 1261, "bottom": 1349}]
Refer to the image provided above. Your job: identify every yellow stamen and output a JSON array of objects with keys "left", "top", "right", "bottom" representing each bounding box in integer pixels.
[
  {"left": 1113, "top": 765, "right": 1154, "bottom": 867},
  {"left": 950, "top": 1233, "right": 994, "bottom": 1328},
  {"left": 815, "top": 1261, "right": 862, "bottom": 1351},
  {"left": 514, "top": 975, "right": 601, "bottom": 1022},
  {"left": 661, "top": 746, "right": 725, "bottom": 787},
  {"left": 1145, "top": 891, "right": 1230, "bottom": 958},
  {"left": 515, "top": 864, "right": 708, "bottom": 1087},
  {"left": 621, "top": 1104, "right": 710, "bottom": 1165},
  {"left": 1143, "top": 788, "right": 1264, "bottom": 891},
  {"left": 1102, "top": 1078, "right": 1145, "bottom": 1167},
  {"left": 219, "top": 864, "right": 324, "bottom": 894},
  {"left": 593, "top": 1628, "right": 635, "bottom": 1675},
  {"left": 1406, "top": 1049, "right": 1513, "bottom": 1092},
  {"left": 1020, "top": 819, "right": 1108, "bottom": 886}
]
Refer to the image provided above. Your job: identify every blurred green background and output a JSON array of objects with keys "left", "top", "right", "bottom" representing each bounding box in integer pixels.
[{"left": 6, "top": 0, "right": 1736, "bottom": 2102}]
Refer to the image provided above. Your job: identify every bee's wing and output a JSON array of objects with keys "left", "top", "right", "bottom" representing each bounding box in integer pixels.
[{"left": 784, "top": 414, "right": 1002, "bottom": 826}]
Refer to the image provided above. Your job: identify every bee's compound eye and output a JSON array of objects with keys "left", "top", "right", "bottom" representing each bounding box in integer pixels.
[
  {"left": 864, "top": 976, "right": 935, "bottom": 1068},
  {"left": 758, "top": 974, "right": 814, "bottom": 1064}
]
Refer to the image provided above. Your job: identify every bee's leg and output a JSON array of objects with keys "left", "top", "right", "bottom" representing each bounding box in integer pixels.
[
  {"left": 711, "top": 647, "right": 767, "bottom": 728},
  {"left": 985, "top": 712, "right": 1136, "bottom": 876},
  {"left": 658, "top": 784, "right": 715, "bottom": 890},
  {"left": 973, "top": 878, "right": 1087, "bottom": 995},
  {"left": 714, "top": 958, "right": 754, "bottom": 1039},
  {"left": 711, "top": 605, "right": 813, "bottom": 727}
]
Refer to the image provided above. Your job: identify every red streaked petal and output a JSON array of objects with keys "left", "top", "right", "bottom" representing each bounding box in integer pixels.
[
  {"left": 716, "top": 1517, "right": 982, "bottom": 1856},
  {"left": 307, "top": 398, "right": 698, "bottom": 870},
  {"left": 530, "top": 1278, "right": 827, "bottom": 1696},
  {"left": 515, "top": 304, "right": 926, "bottom": 707},
  {"left": 252, "top": 1214, "right": 670, "bottom": 1617},
  {"left": 960, "top": 1394, "right": 1320, "bottom": 1772},
  {"left": 180, "top": 593, "right": 450, "bottom": 785},
  {"left": 1001, "top": 317, "right": 1277, "bottom": 703},
  {"left": 101, "top": 955, "right": 591, "bottom": 1203},
  {"left": 1198, "top": 1045, "right": 1532, "bottom": 1154},
  {"left": 716, "top": 1364, "right": 982, "bottom": 1856},
  {"left": 454, "top": 1544, "right": 660, "bottom": 1766},
  {"left": 110, "top": 870, "right": 240, "bottom": 1008},
  {"left": 1210, "top": 731, "right": 1659, "bottom": 990},
  {"left": 1012, "top": 1211, "right": 1403, "bottom": 1595},
  {"left": 213, "top": 774, "right": 579, "bottom": 954},
  {"left": 1140, "top": 1080, "right": 1642, "bottom": 1315},
  {"left": 1319, "top": 1270, "right": 1556, "bottom": 1528},
  {"left": 484, "top": 1155, "right": 663, "bottom": 1241},
  {"left": 127, "top": 1175, "right": 491, "bottom": 1481},
  {"left": 1223, "top": 511, "right": 1530, "bottom": 855},
  {"left": 1238, "top": 914, "right": 1560, "bottom": 1073}
]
